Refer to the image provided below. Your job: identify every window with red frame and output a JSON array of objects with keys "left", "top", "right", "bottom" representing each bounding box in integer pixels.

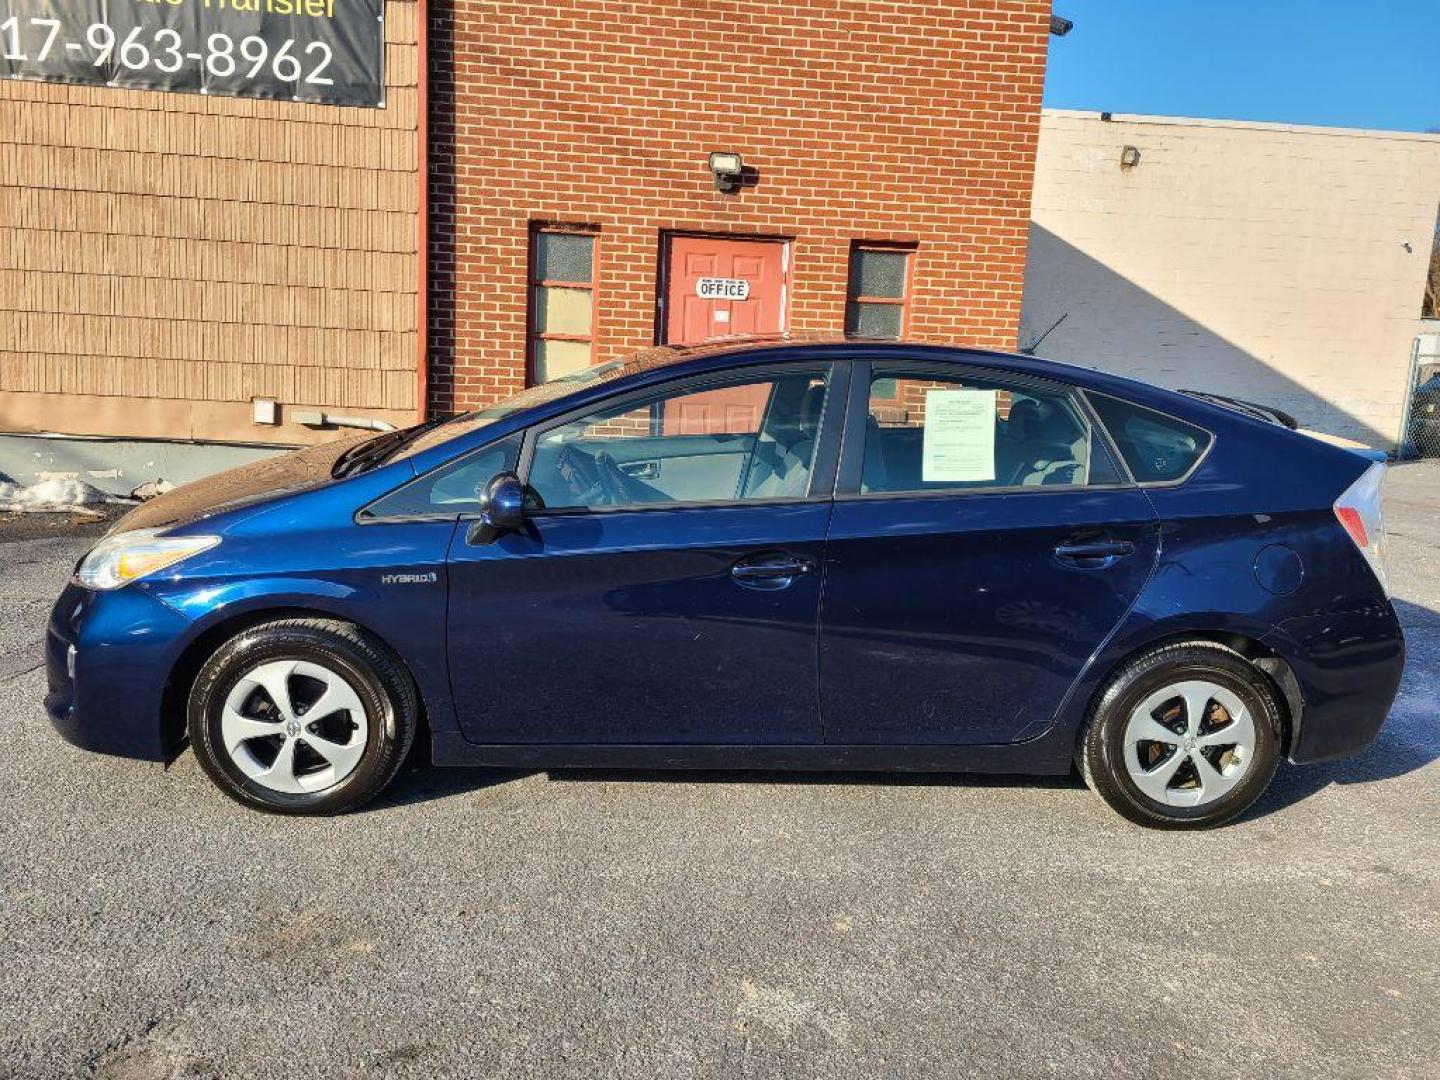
[
  {"left": 845, "top": 243, "right": 914, "bottom": 340},
  {"left": 529, "top": 227, "right": 598, "bottom": 384}
]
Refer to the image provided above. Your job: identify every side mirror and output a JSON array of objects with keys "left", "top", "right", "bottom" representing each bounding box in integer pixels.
[{"left": 468, "top": 471, "right": 525, "bottom": 543}]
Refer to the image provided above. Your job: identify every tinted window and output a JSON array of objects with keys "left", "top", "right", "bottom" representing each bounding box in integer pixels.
[
  {"left": 361, "top": 437, "right": 519, "bottom": 519},
  {"left": 528, "top": 372, "right": 828, "bottom": 510},
  {"left": 860, "top": 371, "right": 1123, "bottom": 493},
  {"left": 1088, "top": 393, "right": 1212, "bottom": 484}
]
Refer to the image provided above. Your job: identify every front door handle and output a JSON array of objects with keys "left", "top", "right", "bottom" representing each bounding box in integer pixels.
[
  {"left": 731, "top": 554, "right": 813, "bottom": 589},
  {"left": 618, "top": 460, "right": 660, "bottom": 480}
]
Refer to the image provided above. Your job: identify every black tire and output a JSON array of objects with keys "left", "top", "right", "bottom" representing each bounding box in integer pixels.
[
  {"left": 188, "top": 618, "right": 418, "bottom": 815},
  {"left": 1079, "top": 641, "right": 1283, "bottom": 829}
]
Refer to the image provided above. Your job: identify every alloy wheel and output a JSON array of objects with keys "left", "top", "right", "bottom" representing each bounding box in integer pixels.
[
  {"left": 1122, "top": 679, "right": 1257, "bottom": 807},
  {"left": 219, "top": 659, "right": 370, "bottom": 795}
]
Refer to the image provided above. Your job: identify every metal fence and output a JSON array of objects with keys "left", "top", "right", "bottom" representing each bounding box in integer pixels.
[{"left": 1405, "top": 333, "right": 1440, "bottom": 458}]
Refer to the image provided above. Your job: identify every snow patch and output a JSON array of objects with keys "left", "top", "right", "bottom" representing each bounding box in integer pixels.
[{"left": 0, "top": 477, "right": 122, "bottom": 514}]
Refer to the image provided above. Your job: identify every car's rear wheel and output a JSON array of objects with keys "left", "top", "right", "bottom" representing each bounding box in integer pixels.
[
  {"left": 188, "top": 618, "right": 418, "bottom": 815},
  {"left": 1080, "top": 642, "right": 1282, "bottom": 829}
]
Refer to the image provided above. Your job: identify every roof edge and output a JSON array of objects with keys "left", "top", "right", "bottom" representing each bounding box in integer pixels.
[{"left": 1041, "top": 108, "right": 1440, "bottom": 144}]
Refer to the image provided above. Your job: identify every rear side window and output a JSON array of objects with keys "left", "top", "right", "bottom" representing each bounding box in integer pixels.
[
  {"left": 1087, "top": 393, "right": 1213, "bottom": 484},
  {"left": 859, "top": 371, "right": 1124, "bottom": 494}
]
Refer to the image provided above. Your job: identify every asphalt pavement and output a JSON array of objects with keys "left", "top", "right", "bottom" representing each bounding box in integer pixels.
[{"left": 0, "top": 464, "right": 1437, "bottom": 1079}]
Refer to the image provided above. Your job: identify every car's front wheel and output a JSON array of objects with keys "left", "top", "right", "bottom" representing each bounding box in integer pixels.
[
  {"left": 1080, "top": 641, "right": 1283, "bottom": 829},
  {"left": 188, "top": 618, "right": 418, "bottom": 815}
]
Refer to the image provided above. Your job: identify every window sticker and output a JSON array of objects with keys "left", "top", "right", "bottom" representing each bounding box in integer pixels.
[{"left": 921, "top": 389, "right": 997, "bottom": 483}]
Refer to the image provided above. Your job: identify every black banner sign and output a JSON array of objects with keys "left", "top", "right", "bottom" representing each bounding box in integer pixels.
[{"left": 1, "top": 0, "right": 384, "bottom": 108}]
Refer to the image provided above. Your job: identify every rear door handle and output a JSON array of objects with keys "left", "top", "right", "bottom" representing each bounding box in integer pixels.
[
  {"left": 1054, "top": 541, "right": 1135, "bottom": 560},
  {"left": 731, "top": 554, "right": 813, "bottom": 589},
  {"left": 1054, "top": 540, "right": 1135, "bottom": 570}
]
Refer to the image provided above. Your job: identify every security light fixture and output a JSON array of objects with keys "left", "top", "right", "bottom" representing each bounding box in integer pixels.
[
  {"left": 1120, "top": 145, "right": 1141, "bottom": 169},
  {"left": 708, "top": 151, "right": 744, "bottom": 194},
  {"left": 1050, "top": 14, "right": 1074, "bottom": 36}
]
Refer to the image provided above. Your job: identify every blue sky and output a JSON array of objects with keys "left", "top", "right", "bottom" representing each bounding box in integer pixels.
[{"left": 1044, "top": 1, "right": 1440, "bottom": 133}]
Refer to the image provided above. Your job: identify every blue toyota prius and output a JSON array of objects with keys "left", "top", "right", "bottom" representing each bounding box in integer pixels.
[{"left": 46, "top": 340, "right": 1404, "bottom": 827}]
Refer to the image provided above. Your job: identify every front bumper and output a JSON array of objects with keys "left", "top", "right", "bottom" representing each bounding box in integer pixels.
[
  {"left": 1267, "top": 599, "right": 1407, "bottom": 764},
  {"left": 45, "top": 582, "right": 193, "bottom": 761}
]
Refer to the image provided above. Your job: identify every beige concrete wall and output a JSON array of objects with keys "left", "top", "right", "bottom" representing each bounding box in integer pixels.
[
  {"left": 1022, "top": 110, "right": 1440, "bottom": 449},
  {"left": 0, "top": 0, "right": 420, "bottom": 445}
]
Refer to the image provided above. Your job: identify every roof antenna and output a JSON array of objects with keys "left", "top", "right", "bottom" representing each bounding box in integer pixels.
[{"left": 1020, "top": 313, "right": 1067, "bottom": 355}]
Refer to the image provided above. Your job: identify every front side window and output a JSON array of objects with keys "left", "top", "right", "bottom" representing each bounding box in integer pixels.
[
  {"left": 527, "top": 371, "right": 828, "bottom": 510},
  {"left": 859, "top": 371, "right": 1123, "bottom": 494},
  {"left": 1087, "top": 393, "right": 1213, "bottom": 484},
  {"left": 529, "top": 227, "right": 598, "bottom": 384}
]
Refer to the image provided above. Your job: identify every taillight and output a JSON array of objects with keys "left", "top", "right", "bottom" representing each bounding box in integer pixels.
[
  {"left": 1334, "top": 506, "right": 1369, "bottom": 548},
  {"left": 1333, "top": 462, "right": 1389, "bottom": 595}
]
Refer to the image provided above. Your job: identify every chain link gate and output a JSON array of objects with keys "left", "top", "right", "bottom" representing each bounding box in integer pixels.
[{"left": 1405, "top": 331, "right": 1440, "bottom": 458}]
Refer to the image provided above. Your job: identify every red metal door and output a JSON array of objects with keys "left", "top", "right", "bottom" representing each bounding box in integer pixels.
[{"left": 662, "top": 235, "right": 789, "bottom": 433}]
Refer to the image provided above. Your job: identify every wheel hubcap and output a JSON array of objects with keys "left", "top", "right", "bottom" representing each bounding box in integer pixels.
[
  {"left": 1122, "top": 679, "right": 1256, "bottom": 808},
  {"left": 220, "top": 659, "right": 370, "bottom": 795}
]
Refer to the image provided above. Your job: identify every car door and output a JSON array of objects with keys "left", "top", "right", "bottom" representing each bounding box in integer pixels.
[
  {"left": 819, "top": 361, "right": 1160, "bottom": 746},
  {"left": 446, "top": 362, "right": 845, "bottom": 745}
]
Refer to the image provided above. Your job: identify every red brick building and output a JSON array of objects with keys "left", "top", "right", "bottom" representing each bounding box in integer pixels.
[
  {"left": 2, "top": 0, "right": 1055, "bottom": 480},
  {"left": 425, "top": 0, "right": 1054, "bottom": 415}
]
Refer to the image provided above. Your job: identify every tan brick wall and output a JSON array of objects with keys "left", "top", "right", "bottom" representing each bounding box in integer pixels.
[
  {"left": 0, "top": 0, "right": 421, "bottom": 444},
  {"left": 427, "top": 0, "right": 1052, "bottom": 414},
  {"left": 1022, "top": 110, "right": 1440, "bottom": 450}
]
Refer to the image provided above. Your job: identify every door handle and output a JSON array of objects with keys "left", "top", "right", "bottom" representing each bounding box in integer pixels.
[
  {"left": 1054, "top": 540, "right": 1135, "bottom": 567},
  {"left": 618, "top": 460, "right": 660, "bottom": 480},
  {"left": 731, "top": 554, "right": 813, "bottom": 588}
]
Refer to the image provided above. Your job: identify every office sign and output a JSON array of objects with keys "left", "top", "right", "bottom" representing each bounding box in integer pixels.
[
  {"left": 696, "top": 277, "right": 751, "bottom": 301},
  {"left": 0, "top": 0, "right": 385, "bottom": 107}
]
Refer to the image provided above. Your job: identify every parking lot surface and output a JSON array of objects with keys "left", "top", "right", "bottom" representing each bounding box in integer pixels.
[{"left": 1, "top": 464, "right": 1437, "bottom": 1079}]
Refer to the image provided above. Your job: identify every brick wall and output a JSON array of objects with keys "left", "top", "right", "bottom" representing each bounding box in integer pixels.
[
  {"left": 0, "top": 0, "right": 421, "bottom": 444},
  {"left": 427, "top": 0, "right": 1051, "bottom": 415}
]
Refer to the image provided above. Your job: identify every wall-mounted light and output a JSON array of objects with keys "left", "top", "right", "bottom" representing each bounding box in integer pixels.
[
  {"left": 708, "top": 151, "right": 744, "bottom": 194},
  {"left": 1120, "top": 145, "right": 1141, "bottom": 169}
]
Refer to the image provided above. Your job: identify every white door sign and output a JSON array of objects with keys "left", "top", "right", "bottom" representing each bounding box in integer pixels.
[{"left": 696, "top": 277, "right": 751, "bottom": 301}]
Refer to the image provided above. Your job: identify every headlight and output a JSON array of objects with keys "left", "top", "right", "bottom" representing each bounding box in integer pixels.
[{"left": 75, "top": 529, "right": 220, "bottom": 590}]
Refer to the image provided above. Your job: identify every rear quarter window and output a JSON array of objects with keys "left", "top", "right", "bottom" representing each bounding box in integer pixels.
[{"left": 1087, "top": 393, "right": 1213, "bottom": 484}]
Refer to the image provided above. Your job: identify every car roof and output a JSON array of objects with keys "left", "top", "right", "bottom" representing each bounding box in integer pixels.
[
  {"left": 600, "top": 335, "right": 1074, "bottom": 385},
  {"left": 605, "top": 335, "right": 1159, "bottom": 401}
]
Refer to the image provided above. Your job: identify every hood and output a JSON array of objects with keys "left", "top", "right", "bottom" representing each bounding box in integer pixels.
[{"left": 109, "top": 435, "right": 373, "bottom": 534}]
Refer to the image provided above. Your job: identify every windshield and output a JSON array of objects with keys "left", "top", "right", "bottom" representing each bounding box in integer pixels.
[{"left": 387, "top": 361, "right": 633, "bottom": 461}]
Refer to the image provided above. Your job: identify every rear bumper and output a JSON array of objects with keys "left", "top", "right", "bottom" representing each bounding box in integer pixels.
[
  {"left": 45, "top": 582, "right": 192, "bottom": 762},
  {"left": 1266, "top": 600, "right": 1406, "bottom": 764}
]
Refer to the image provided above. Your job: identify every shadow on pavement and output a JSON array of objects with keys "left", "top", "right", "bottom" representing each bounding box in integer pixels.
[
  {"left": 371, "top": 756, "right": 1086, "bottom": 811},
  {"left": 368, "top": 761, "right": 533, "bottom": 810}
]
